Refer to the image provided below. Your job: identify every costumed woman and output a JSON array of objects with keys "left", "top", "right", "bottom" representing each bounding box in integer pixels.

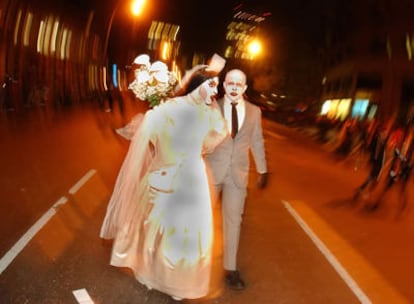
[{"left": 100, "top": 56, "right": 227, "bottom": 300}]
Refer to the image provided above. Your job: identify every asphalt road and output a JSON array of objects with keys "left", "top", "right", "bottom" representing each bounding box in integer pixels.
[{"left": 0, "top": 96, "right": 413, "bottom": 303}]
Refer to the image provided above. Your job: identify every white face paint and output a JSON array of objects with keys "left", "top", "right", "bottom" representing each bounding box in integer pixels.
[
  {"left": 223, "top": 70, "right": 247, "bottom": 103},
  {"left": 199, "top": 76, "right": 219, "bottom": 105}
]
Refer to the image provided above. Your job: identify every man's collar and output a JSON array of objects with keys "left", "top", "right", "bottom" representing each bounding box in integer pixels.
[{"left": 224, "top": 95, "right": 244, "bottom": 105}]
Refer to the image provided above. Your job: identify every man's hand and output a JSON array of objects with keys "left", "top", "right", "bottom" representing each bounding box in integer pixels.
[{"left": 257, "top": 173, "right": 268, "bottom": 189}]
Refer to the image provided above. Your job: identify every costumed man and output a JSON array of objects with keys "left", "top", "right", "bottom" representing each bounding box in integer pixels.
[{"left": 205, "top": 68, "right": 268, "bottom": 290}]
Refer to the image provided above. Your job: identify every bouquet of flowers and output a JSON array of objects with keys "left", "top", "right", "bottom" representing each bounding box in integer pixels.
[{"left": 128, "top": 54, "right": 177, "bottom": 107}]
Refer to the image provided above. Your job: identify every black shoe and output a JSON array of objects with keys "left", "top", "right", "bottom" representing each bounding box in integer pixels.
[{"left": 225, "top": 270, "right": 246, "bottom": 290}]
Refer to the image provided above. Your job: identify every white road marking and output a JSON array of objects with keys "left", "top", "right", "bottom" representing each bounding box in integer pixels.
[
  {"left": 282, "top": 200, "right": 372, "bottom": 304},
  {"left": 0, "top": 196, "right": 68, "bottom": 274},
  {"left": 69, "top": 169, "right": 96, "bottom": 194},
  {"left": 72, "top": 288, "right": 95, "bottom": 304},
  {"left": 264, "top": 130, "right": 286, "bottom": 140}
]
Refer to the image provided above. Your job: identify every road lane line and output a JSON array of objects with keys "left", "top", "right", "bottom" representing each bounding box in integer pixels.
[
  {"left": 72, "top": 288, "right": 94, "bottom": 303},
  {"left": 283, "top": 200, "right": 409, "bottom": 303},
  {"left": 264, "top": 130, "right": 286, "bottom": 140},
  {"left": 68, "top": 169, "right": 96, "bottom": 194},
  {"left": 0, "top": 196, "right": 68, "bottom": 274},
  {"left": 282, "top": 200, "right": 372, "bottom": 304}
]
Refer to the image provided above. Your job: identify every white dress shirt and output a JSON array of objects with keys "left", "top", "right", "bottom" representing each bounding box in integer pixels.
[{"left": 223, "top": 98, "right": 245, "bottom": 135}]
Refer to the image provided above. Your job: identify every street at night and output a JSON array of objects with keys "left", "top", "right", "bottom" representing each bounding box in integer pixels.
[
  {"left": 0, "top": 96, "right": 413, "bottom": 303},
  {"left": 2, "top": 0, "right": 414, "bottom": 303}
]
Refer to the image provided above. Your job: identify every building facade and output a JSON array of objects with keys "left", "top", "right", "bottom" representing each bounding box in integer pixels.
[{"left": 320, "top": 0, "right": 414, "bottom": 124}]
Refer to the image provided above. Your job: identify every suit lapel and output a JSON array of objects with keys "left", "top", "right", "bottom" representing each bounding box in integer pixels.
[
  {"left": 218, "top": 98, "right": 231, "bottom": 139},
  {"left": 238, "top": 100, "right": 251, "bottom": 135},
  {"left": 218, "top": 98, "right": 253, "bottom": 138}
]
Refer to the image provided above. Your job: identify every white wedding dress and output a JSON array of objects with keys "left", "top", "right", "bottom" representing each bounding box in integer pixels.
[{"left": 100, "top": 89, "right": 227, "bottom": 299}]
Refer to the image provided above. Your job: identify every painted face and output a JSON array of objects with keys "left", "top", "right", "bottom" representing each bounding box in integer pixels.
[
  {"left": 199, "top": 76, "right": 219, "bottom": 105},
  {"left": 223, "top": 70, "right": 247, "bottom": 102}
]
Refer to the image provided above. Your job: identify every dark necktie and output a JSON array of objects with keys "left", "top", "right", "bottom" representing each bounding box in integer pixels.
[{"left": 231, "top": 102, "right": 238, "bottom": 138}]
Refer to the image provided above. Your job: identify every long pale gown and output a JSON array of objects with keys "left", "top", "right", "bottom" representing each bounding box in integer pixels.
[{"left": 100, "top": 89, "right": 227, "bottom": 299}]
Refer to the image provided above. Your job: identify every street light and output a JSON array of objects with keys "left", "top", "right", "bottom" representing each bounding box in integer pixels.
[
  {"left": 247, "top": 39, "right": 262, "bottom": 59},
  {"left": 103, "top": 0, "right": 146, "bottom": 60},
  {"left": 131, "top": 0, "right": 145, "bottom": 16}
]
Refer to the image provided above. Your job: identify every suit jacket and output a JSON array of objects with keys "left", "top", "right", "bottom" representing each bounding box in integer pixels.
[{"left": 205, "top": 98, "right": 267, "bottom": 188}]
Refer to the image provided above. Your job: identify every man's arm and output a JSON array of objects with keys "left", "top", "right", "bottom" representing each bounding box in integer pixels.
[{"left": 250, "top": 106, "right": 268, "bottom": 188}]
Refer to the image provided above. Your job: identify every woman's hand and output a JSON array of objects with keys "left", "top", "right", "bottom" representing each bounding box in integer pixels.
[
  {"left": 182, "top": 64, "right": 208, "bottom": 83},
  {"left": 173, "top": 64, "right": 208, "bottom": 95}
]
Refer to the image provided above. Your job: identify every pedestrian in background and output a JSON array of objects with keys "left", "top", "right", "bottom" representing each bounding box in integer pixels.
[
  {"left": 2, "top": 74, "right": 16, "bottom": 111},
  {"left": 352, "top": 119, "right": 393, "bottom": 203},
  {"left": 365, "top": 122, "right": 413, "bottom": 215}
]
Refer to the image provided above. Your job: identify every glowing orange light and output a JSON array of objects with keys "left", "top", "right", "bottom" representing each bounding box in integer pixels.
[
  {"left": 248, "top": 39, "right": 262, "bottom": 58},
  {"left": 131, "top": 0, "right": 145, "bottom": 16}
]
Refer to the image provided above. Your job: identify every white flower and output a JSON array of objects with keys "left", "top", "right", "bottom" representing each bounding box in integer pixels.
[
  {"left": 133, "top": 54, "right": 150, "bottom": 68},
  {"left": 154, "top": 70, "right": 169, "bottom": 83},
  {"left": 129, "top": 54, "right": 177, "bottom": 107},
  {"left": 136, "top": 70, "right": 151, "bottom": 83},
  {"left": 150, "top": 61, "right": 168, "bottom": 72}
]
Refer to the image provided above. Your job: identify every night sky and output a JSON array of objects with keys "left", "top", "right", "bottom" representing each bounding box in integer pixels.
[
  {"left": 92, "top": 0, "right": 336, "bottom": 96},
  {"left": 75, "top": 0, "right": 341, "bottom": 59},
  {"left": 111, "top": 0, "right": 331, "bottom": 56}
]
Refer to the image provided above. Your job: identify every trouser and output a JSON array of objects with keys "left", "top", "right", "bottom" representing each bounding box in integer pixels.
[
  {"left": 359, "top": 161, "right": 383, "bottom": 190},
  {"left": 370, "top": 167, "right": 411, "bottom": 210},
  {"left": 212, "top": 173, "right": 247, "bottom": 271}
]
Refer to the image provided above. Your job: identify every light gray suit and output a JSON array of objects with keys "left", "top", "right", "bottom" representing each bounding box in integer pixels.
[{"left": 205, "top": 98, "right": 267, "bottom": 271}]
